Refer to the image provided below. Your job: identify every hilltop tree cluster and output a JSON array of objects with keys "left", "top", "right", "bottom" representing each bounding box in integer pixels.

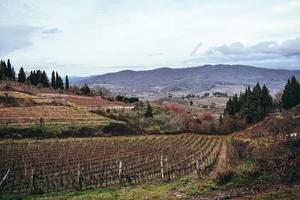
[
  {"left": 51, "top": 71, "right": 65, "bottom": 90},
  {"left": 116, "top": 95, "right": 139, "bottom": 103},
  {"left": 0, "top": 59, "right": 16, "bottom": 81},
  {"left": 27, "top": 70, "right": 50, "bottom": 87},
  {"left": 1, "top": 59, "right": 70, "bottom": 90},
  {"left": 224, "top": 83, "right": 273, "bottom": 123},
  {"left": 282, "top": 75, "right": 300, "bottom": 110}
]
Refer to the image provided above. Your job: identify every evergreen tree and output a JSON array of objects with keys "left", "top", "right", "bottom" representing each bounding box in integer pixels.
[
  {"left": 225, "top": 97, "right": 234, "bottom": 115},
  {"left": 18, "top": 67, "right": 26, "bottom": 83},
  {"left": 65, "top": 75, "right": 69, "bottom": 90},
  {"left": 6, "top": 59, "right": 12, "bottom": 80},
  {"left": 80, "top": 84, "right": 91, "bottom": 95},
  {"left": 282, "top": 76, "right": 300, "bottom": 109},
  {"left": 232, "top": 94, "right": 240, "bottom": 113},
  {"left": 252, "top": 82, "right": 263, "bottom": 119},
  {"left": 41, "top": 71, "right": 49, "bottom": 87},
  {"left": 11, "top": 67, "right": 16, "bottom": 81},
  {"left": 144, "top": 101, "right": 153, "bottom": 118},
  {"left": 241, "top": 91, "right": 258, "bottom": 123},
  {"left": 55, "top": 72, "right": 59, "bottom": 88},
  {"left": 224, "top": 83, "right": 273, "bottom": 124},
  {"left": 239, "top": 91, "right": 247, "bottom": 110},
  {"left": 261, "top": 84, "right": 272, "bottom": 115},
  {"left": 56, "top": 74, "right": 64, "bottom": 90},
  {"left": 51, "top": 71, "right": 56, "bottom": 88},
  {"left": 0, "top": 60, "right": 8, "bottom": 80}
]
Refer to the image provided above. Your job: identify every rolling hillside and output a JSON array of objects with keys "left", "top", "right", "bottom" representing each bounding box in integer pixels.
[{"left": 72, "top": 65, "right": 300, "bottom": 98}]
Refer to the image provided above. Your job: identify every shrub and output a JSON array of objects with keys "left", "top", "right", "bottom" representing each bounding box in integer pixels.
[
  {"left": 102, "top": 123, "right": 137, "bottom": 135},
  {"left": 214, "top": 170, "right": 234, "bottom": 185},
  {"left": 0, "top": 96, "right": 19, "bottom": 107},
  {"left": 237, "top": 161, "right": 260, "bottom": 178}
]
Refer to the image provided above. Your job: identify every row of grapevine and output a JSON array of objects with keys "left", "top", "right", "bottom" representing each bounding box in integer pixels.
[
  {"left": 0, "top": 135, "right": 222, "bottom": 193},
  {"left": 0, "top": 106, "right": 111, "bottom": 128}
]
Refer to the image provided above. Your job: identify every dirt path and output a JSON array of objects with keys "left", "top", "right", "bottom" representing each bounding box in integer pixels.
[
  {"left": 169, "top": 136, "right": 231, "bottom": 199},
  {"left": 209, "top": 137, "right": 230, "bottom": 178},
  {"left": 192, "top": 183, "right": 300, "bottom": 200}
]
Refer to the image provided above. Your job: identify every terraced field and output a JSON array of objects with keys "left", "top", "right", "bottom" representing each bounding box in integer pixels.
[
  {"left": 0, "top": 105, "right": 113, "bottom": 129},
  {"left": 39, "top": 93, "right": 124, "bottom": 108},
  {"left": 0, "top": 135, "right": 223, "bottom": 193}
]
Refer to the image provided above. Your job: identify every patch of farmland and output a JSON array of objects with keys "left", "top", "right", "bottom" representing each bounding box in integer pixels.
[
  {"left": 0, "top": 135, "right": 223, "bottom": 193},
  {"left": 0, "top": 105, "right": 113, "bottom": 128},
  {"left": 0, "top": 91, "right": 40, "bottom": 99},
  {"left": 39, "top": 93, "right": 125, "bottom": 108}
]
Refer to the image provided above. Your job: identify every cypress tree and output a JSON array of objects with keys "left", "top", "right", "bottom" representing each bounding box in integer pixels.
[
  {"left": 144, "top": 101, "right": 153, "bottom": 118},
  {"left": 41, "top": 71, "right": 49, "bottom": 87},
  {"left": 55, "top": 72, "right": 59, "bottom": 88},
  {"left": 55, "top": 74, "right": 64, "bottom": 90},
  {"left": 232, "top": 94, "right": 240, "bottom": 113},
  {"left": 252, "top": 82, "right": 263, "bottom": 119},
  {"left": 282, "top": 76, "right": 300, "bottom": 109},
  {"left": 261, "top": 84, "right": 272, "bottom": 115},
  {"left": 241, "top": 91, "right": 257, "bottom": 123},
  {"left": 0, "top": 60, "right": 7, "bottom": 80},
  {"left": 225, "top": 83, "right": 273, "bottom": 124},
  {"left": 225, "top": 97, "right": 232, "bottom": 115},
  {"left": 65, "top": 75, "right": 69, "bottom": 90},
  {"left": 18, "top": 67, "right": 26, "bottom": 83},
  {"left": 6, "top": 59, "right": 12, "bottom": 80},
  {"left": 11, "top": 67, "right": 16, "bottom": 81},
  {"left": 51, "top": 71, "right": 56, "bottom": 88}
]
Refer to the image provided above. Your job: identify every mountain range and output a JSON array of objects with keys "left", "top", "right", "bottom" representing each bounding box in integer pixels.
[{"left": 70, "top": 65, "right": 300, "bottom": 98}]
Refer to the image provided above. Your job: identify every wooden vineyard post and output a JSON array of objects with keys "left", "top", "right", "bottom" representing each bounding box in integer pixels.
[
  {"left": 77, "top": 163, "right": 82, "bottom": 190},
  {"left": 198, "top": 152, "right": 203, "bottom": 177},
  {"left": 24, "top": 163, "right": 26, "bottom": 177},
  {"left": 30, "top": 167, "right": 34, "bottom": 193},
  {"left": 196, "top": 160, "right": 200, "bottom": 177},
  {"left": 160, "top": 155, "right": 165, "bottom": 181},
  {"left": 118, "top": 161, "right": 123, "bottom": 185}
]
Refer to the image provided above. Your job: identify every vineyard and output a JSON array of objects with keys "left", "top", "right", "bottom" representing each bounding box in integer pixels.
[
  {"left": 39, "top": 94, "right": 124, "bottom": 108},
  {"left": 0, "top": 135, "right": 223, "bottom": 193},
  {"left": 0, "top": 105, "right": 113, "bottom": 128}
]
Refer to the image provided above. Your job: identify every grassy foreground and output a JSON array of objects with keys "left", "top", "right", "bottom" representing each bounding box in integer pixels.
[{"left": 0, "top": 178, "right": 186, "bottom": 200}]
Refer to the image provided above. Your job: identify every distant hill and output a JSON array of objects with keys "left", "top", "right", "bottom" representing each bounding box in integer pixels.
[{"left": 71, "top": 65, "right": 300, "bottom": 98}]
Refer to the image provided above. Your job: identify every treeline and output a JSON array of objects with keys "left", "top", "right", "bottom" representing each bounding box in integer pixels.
[
  {"left": 223, "top": 75, "right": 300, "bottom": 132},
  {"left": 116, "top": 95, "right": 139, "bottom": 103},
  {"left": 0, "top": 59, "right": 69, "bottom": 90},
  {"left": 224, "top": 83, "right": 272, "bottom": 123},
  {"left": 0, "top": 59, "right": 16, "bottom": 81}
]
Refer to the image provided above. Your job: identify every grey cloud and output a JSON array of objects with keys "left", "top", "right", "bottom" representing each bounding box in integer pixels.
[
  {"left": 213, "top": 42, "right": 244, "bottom": 55},
  {"left": 183, "top": 37, "right": 300, "bottom": 69},
  {"left": 42, "top": 28, "right": 62, "bottom": 34},
  {"left": 0, "top": 26, "right": 40, "bottom": 56},
  {"left": 280, "top": 38, "right": 300, "bottom": 56},
  {"left": 212, "top": 37, "right": 300, "bottom": 58}
]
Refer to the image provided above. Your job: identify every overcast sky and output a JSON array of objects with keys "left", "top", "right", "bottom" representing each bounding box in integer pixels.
[{"left": 0, "top": 0, "right": 300, "bottom": 76}]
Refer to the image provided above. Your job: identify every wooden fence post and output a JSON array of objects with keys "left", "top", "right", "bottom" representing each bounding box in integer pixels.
[
  {"left": 77, "top": 163, "right": 81, "bottom": 189},
  {"left": 118, "top": 161, "right": 123, "bottom": 184},
  {"left": 160, "top": 155, "right": 165, "bottom": 181},
  {"left": 30, "top": 167, "right": 34, "bottom": 192}
]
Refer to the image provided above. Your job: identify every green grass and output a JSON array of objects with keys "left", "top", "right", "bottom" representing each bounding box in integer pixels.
[
  {"left": 0, "top": 182, "right": 180, "bottom": 200},
  {"left": 0, "top": 175, "right": 216, "bottom": 200},
  {"left": 251, "top": 186, "right": 300, "bottom": 200}
]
